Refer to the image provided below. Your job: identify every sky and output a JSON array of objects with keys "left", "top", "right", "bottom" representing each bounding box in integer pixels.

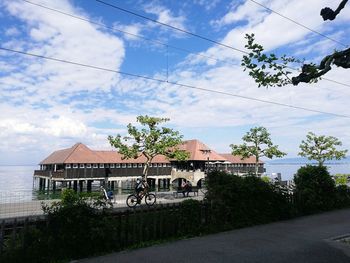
[{"left": 0, "top": 0, "right": 350, "bottom": 165}]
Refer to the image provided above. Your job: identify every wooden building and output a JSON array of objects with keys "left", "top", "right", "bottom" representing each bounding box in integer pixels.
[{"left": 33, "top": 139, "right": 264, "bottom": 191}]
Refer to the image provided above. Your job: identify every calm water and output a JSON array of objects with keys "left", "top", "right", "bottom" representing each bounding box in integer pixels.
[
  {"left": 265, "top": 163, "right": 350, "bottom": 180},
  {"left": 1, "top": 164, "right": 350, "bottom": 203}
]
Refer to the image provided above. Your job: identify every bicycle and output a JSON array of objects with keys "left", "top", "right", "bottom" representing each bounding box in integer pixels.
[{"left": 126, "top": 189, "right": 156, "bottom": 208}]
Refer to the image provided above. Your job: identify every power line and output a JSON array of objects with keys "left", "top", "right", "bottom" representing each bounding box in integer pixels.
[
  {"left": 247, "top": 0, "right": 348, "bottom": 48},
  {"left": 96, "top": 0, "right": 249, "bottom": 54},
  {"left": 1, "top": 45, "right": 349, "bottom": 119},
  {"left": 22, "top": 0, "right": 241, "bottom": 68},
  {"left": 94, "top": 0, "right": 350, "bottom": 89},
  {"left": 22, "top": 0, "right": 350, "bottom": 90}
]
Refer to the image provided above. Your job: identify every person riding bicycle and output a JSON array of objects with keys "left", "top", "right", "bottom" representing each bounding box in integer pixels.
[
  {"left": 135, "top": 177, "right": 147, "bottom": 200},
  {"left": 100, "top": 186, "right": 114, "bottom": 207}
]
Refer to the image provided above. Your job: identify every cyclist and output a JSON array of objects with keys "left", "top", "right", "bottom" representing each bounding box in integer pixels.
[
  {"left": 135, "top": 177, "right": 148, "bottom": 201},
  {"left": 100, "top": 186, "right": 114, "bottom": 206}
]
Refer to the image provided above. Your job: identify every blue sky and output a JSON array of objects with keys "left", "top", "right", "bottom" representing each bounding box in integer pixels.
[{"left": 0, "top": 0, "right": 350, "bottom": 165}]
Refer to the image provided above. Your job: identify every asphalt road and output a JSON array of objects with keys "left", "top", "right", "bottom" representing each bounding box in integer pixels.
[{"left": 76, "top": 208, "right": 350, "bottom": 263}]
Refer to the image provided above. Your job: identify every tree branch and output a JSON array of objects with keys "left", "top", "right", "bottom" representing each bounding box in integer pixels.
[
  {"left": 291, "top": 47, "right": 350, "bottom": 85},
  {"left": 320, "top": 0, "right": 348, "bottom": 21}
]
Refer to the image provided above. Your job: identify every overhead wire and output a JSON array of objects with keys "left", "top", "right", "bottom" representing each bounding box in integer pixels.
[
  {"left": 94, "top": 0, "right": 350, "bottom": 89},
  {"left": 22, "top": 0, "right": 240, "bottom": 68},
  {"left": 96, "top": 0, "right": 250, "bottom": 54},
  {"left": 247, "top": 0, "right": 348, "bottom": 48},
  {"left": 1, "top": 45, "right": 350, "bottom": 119}
]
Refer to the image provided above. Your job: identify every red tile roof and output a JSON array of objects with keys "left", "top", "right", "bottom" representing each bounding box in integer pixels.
[
  {"left": 40, "top": 143, "right": 170, "bottom": 164},
  {"left": 179, "top": 140, "right": 226, "bottom": 161},
  {"left": 40, "top": 140, "right": 262, "bottom": 165},
  {"left": 220, "top": 154, "right": 263, "bottom": 164}
]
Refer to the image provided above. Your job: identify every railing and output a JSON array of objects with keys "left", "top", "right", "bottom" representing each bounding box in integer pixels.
[
  {"left": 0, "top": 202, "right": 208, "bottom": 256},
  {"left": 33, "top": 170, "right": 64, "bottom": 179}
]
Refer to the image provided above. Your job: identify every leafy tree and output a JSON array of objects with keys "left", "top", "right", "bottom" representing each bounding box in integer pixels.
[
  {"left": 108, "top": 115, "right": 189, "bottom": 180},
  {"left": 333, "top": 174, "right": 348, "bottom": 186},
  {"left": 298, "top": 132, "right": 347, "bottom": 166},
  {"left": 241, "top": 1, "right": 349, "bottom": 87},
  {"left": 230, "top": 126, "right": 286, "bottom": 176},
  {"left": 205, "top": 171, "right": 292, "bottom": 230},
  {"left": 294, "top": 165, "right": 336, "bottom": 214}
]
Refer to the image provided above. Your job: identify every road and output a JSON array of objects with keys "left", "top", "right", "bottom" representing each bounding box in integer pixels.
[{"left": 76, "top": 208, "right": 350, "bottom": 263}]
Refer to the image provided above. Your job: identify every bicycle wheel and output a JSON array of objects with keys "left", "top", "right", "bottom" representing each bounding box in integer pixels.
[
  {"left": 145, "top": 193, "right": 156, "bottom": 206},
  {"left": 126, "top": 194, "right": 138, "bottom": 208}
]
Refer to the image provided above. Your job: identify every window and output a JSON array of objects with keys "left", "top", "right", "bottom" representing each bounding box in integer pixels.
[
  {"left": 86, "top": 164, "right": 92, "bottom": 168},
  {"left": 138, "top": 163, "right": 143, "bottom": 168},
  {"left": 149, "top": 163, "right": 153, "bottom": 167},
  {"left": 93, "top": 164, "right": 98, "bottom": 168},
  {"left": 73, "top": 164, "right": 78, "bottom": 169},
  {"left": 167, "top": 163, "right": 171, "bottom": 167},
  {"left": 162, "top": 163, "right": 167, "bottom": 167},
  {"left": 122, "top": 163, "right": 126, "bottom": 168},
  {"left": 66, "top": 164, "right": 71, "bottom": 169},
  {"left": 79, "top": 164, "right": 85, "bottom": 168},
  {"left": 158, "top": 163, "right": 162, "bottom": 167},
  {"left": 105, "top": 164, "right": 109, "bottom": 168},
  {"left": 127, "top": 163, "right": 132, "bottom": 168},
  {"left": 110, "top": 164, "right": 115, "bottom": 168},
  {"left": 133, "top": 163, "right": 137, "bottom": 168},
  {"left": 116, "top": 164, "right": 121, "bottom": 168},
  {"left": 99, "top": 164, "right": 104, "bottom": 168}
]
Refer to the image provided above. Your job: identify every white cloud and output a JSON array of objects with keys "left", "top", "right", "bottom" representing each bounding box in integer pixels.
[
  {"left": 143, "top": 3, "right": 187, "bottom": 32},
  {"left": 211, "top": 0, "right": 268, "bottom": 28},
  {"left": 114, "top": 23, "right": 143, "bottom": 41},
  {"left": 194, "top": 0, "right": 221, "bottom": 11},
  {"left": 1, "top": 0, "right": 125, "bottom": 100},
  {"left": 4, "top": 27, "right": 21, "bottom": 36},
  {"left": 43, "top": 116, "right": 87, "bottom": 137}
]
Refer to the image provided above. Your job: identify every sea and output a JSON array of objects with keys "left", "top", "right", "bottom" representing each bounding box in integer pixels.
[{"left": 1, "top": 164, "right": 350, "bottom": 203}]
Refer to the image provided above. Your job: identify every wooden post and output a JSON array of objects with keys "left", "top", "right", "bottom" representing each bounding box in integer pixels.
[
  {"left": 117, "top": 212, "right": 122, "bottom": 250},
  {"left": 0, "top": 220, "right": 4, "bottom": 254},
  {"left": 73, "top": 181, "right": 78, "bottom": 192},
  {"left": 11, "top": 218, "right": 17, "bottom": 250},
  {"left": 139, "top": 207, "right": 144, "bottom": 243},
  {"left": 79, "top": 180, "right": 83, "bottom": 192},
  {"left": 87, "top": 180, "right": 92, "bottom": 192},
  {"left": 68, "top": 181, "right": 72, "bottom": 189},
  {"left": 22, "top": 217, "right": 29, "bottom": 249},
  {"left": 125, "top": 210, "right": 129, "bottom": 247},
  {"left": 52, "top": 181, "right": 56, "bottom": 192}
]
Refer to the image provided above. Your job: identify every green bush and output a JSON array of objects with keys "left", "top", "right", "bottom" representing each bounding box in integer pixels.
[
  {"left": 205, "top": 171, "right": 292, "bottom": 230},
  {"left": 335, "top": 185, "right": 350, "bottom": 208},
  {"left": 179, "top": 199, "right": 202, "bottom": 235},
  {"left": 334, "top": 174, "right": 349, "bottom": 186},
  {"left": 2, "top": 189, "right": 116, "bottom": 263},
  {"left": 294, "top": 165, "right": 336, "bottom": 214}
]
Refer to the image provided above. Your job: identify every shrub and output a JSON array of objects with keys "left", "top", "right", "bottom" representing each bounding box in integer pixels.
[
  {"left": 335, "top": 185, "right": 350, "bottom": 208},
  {"left": 2, "top": 189, "right": 116, "bottom": 262},
  {"left": 178, "top": 199, "right": 202, "bottom": 235},
  {"left": 205, "top": 171, "right": 292, "bottom": 230},
  {"left": 334, "top": 174, "right": 349, "bottom": 186},
  {"left": 294, "top": 165, "right": 336, "bottom": 214}
]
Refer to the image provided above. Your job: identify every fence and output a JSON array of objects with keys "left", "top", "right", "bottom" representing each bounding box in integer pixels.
[
  {"left": 0, "top": 190, "right": 205, "bottom": 220},
  {"left": 0, "top": 202, "right": 208, "bottom": 258}
]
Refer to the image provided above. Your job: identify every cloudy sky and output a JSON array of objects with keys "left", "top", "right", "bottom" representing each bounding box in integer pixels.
[{"left": 0, "top": 0, "right": 349, "bottom": 165}]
